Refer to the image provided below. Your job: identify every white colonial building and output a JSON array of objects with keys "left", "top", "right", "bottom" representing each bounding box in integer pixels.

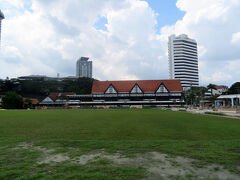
[{"left": 168, "top": 34, "right": 199, "bottom": 90}]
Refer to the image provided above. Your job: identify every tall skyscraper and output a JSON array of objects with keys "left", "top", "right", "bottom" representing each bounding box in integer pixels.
[
  {"left": 168, "top": 34, "right": 199, "bottom": 90},
  {"left": 0, "top": 10, "right": 4, "bottom": 46},
  {"left": 76, "top": 57, "right": 92, "bottom": 78}
]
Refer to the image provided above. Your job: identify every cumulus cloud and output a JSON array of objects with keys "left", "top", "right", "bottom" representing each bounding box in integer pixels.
[
  {"left": 159, "top": 0, "right": 240, "bottom": 86},
  {"left": 0, "top": 0, "right": 239, "bottom": 86},
  {"left": 231, "top": 32, "right": 240, "bottom": 45},
  {"left": 1, "top": 0, "right": 166, "bottom": 80}
]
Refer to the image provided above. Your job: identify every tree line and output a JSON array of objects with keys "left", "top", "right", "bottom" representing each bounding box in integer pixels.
[
  {"left": 0, "top": 77, "right": 96, "bottom": 109},
  {"left": 0, "top": 77, "right": 96, "bottom": 99}
]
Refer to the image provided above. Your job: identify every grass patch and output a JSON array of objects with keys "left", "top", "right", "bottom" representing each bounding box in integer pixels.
[{"left": 1, "top": 109, "right": 240, "bottom": 178}]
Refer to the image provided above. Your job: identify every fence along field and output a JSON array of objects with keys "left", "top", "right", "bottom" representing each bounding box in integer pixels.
[{"left": 0, "top": 109, "right": 240, "bottom": 179}]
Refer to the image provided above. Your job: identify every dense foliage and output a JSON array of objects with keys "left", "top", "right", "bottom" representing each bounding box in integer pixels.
[
  {"left": 0, "top": 77, "right": 96, "bottom": 98},
  {"left": 184, "top": 86, "right": 207, "bottom": 105},
  {"left": 2, "top": 92, "right": 23, "bottom": 109},
  {"left": 227, "top": 82, "right": 240, "bottom": 94}
]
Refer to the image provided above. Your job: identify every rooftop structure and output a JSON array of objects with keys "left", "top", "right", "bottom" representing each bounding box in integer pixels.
[
  {"left": 18, "top": 75, "right": 80, "bottom": 81},
  {"left": 18, "top": 75, "right": 49, "bottom": 81}
]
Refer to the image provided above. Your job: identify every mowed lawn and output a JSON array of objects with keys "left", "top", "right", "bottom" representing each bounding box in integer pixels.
[
  {"left": 1, "top": 109, "right": 240, "bottom": 179},
  {"left": 1, "top": 109, "right": 240, "bottom": 141}
]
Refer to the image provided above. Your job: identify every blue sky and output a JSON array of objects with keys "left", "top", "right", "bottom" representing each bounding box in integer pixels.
[
  {"left": 145, "top": 0, "right": 184, "bottom": 29},
  {"left": 94, "top": 0, "right": 184, "bottom": 32},
  {"left": 0, "top": 0, "right": 240, "bottom": 86}
]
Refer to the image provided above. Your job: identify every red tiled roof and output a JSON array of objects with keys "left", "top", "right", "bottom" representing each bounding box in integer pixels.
[
  {"left": 49, "top": 92, "right": 76, "bottom": 101},
  {"left": 92, "top": 79, "right": 182, "bottom": 94},
  {"left": 214, "top": 85, "right": 228, "bottom": 89},
  {"left": 23, "top": 98, "right": 39, "bottom": 105}
]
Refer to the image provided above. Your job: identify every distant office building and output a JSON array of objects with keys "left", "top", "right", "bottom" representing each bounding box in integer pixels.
[
  {"left": 76, "top": 57, "right": 92, "bottom": 78},
  {"left": 18, "top": 75, "right": 80, "bottom": 81},
  {"left": 168, "top": 34, "right": 199, "bottom": 90},
  {"left": 0, "top": 10, "right": 4, "bottom": 46},
  {"left": 18, "top": 75, "right": 50, "bottom": 81}
]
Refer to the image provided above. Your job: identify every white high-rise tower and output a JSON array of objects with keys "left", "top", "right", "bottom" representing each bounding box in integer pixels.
[
  {"left": 168, "top": 34, "right": 199, "bottom": 89},
  {"left": 76, "top": 57, "right": 92, "bottom": 78},
  {"left": 0, "top": 10, "right": 4, "bottom": 46}
]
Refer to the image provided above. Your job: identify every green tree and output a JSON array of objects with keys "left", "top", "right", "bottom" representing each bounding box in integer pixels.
[
  {"left": 2, "top": 92, "right": 23, "bottom": 109},
  {"left": 227, "top": 82, "right": 240, "bottom": 94},
  {"left": 184, "top": 87, "right": 208, "bottom": 106},
  {"left": 24, "top": 98, "right": 33, "bottom": 109}
]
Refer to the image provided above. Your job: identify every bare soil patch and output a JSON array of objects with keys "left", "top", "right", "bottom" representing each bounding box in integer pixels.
[{"left": 13, "top": 142, "right": 240, "bottom": 180}]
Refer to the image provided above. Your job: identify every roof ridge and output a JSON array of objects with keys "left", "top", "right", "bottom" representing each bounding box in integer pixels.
[
  {"left": 98, "top": 79, "right": 180, "bottom": 82},
  {"left": 92, "top": 79, "right": 183, "bottom": 93}
]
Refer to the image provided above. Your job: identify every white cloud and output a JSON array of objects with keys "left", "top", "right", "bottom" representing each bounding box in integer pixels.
[
  {"left": 0, "top": 0, "right": 25, "bottom": 9},
  {"left": 160, "top": 0, "right": 240, "bottom": 86},
  {"left": 201, "top": 72, "right": 232, "bottom": 84},
  {"left": 231, "top": 32, "right": 240, "bottom": 44},
  {"left": 0, "top": 0, "right": 239, "bottom": 87}
]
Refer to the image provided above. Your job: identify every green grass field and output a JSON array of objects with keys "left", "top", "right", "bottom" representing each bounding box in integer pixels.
[{"left": 0, "top": 109, "right": 240, "bottom": 179}]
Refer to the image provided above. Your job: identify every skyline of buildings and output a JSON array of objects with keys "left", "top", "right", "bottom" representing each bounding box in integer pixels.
[
  {"left": 0, "top": 10, "right": 4, "bottom": 46},
  {"left": 168, "top": 34, "right": 199, "bottom": 89},
  {"left": 76, "top": 57, "right": 92, "bottom": 78}
]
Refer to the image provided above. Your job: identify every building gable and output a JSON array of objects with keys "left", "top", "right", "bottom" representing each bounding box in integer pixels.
[
  {"left": 156, "top": 83, "right": 169, "bottom": 93},
  {"left": 130, "top": 84, "right": 143, "bottom": 93},
  {"left": 105, "top": 84, "right": 117, "bottom": 94},
  {"left": 41, "top": 97, "right": 54, "bottom": 103}
]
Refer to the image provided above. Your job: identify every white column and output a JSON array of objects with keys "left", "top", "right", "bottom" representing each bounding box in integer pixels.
[{"left": 231, "top": 98, "right": 234, "bottom": 107}]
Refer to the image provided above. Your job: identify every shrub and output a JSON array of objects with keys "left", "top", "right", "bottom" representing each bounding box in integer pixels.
[{"left": 2, "top": 92, "right": 23, "bottom": 109}]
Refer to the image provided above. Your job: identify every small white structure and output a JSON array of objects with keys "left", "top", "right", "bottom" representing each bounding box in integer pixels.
[
  {"left": 40, "top": 97, "right": 54, "bottom": 104},
  {"left": 215, "top": 94, "right": 240, "bottom": 107},
  {"left": 205, "top": 85, "right": 228, "bottom": 98},
  {"left": 210, "top": 85, "right": 228, "bottom": 96}
]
